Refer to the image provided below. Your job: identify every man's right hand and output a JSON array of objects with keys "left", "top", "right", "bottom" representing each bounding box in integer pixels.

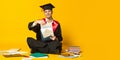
[
  {"left": 34, "top": 20, "right": 45, "bottom": 25},
  {"left": 32, "top": 20, "right": 45, "bottom": 27}
]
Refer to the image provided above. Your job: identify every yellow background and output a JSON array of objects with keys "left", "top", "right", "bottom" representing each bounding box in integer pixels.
[{"left": 0, "top": 0, "right": 120, "bottom": 60}]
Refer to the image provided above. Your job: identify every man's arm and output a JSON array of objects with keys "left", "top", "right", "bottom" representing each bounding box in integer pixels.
[
  {"left": 28, "top": 21, "right": 39, "bottom": 33},
  {"left": 28, "top": 20, "right": 45, "bottom": 32}
]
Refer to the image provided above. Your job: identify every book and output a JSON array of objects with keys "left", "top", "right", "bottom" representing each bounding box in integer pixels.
[
  {"left": 0, "top": 48, "right": 27, "bottom": 57},
  {"left": 59, "top": 46, "right": 81, "bottom": 58},
  {"left": 30, "top": 53, "right": 48, "bottom": 58},
  {"left": 40, "top": 23, "right": 54, "bottom": 41},
  {"left": 59, "top": 55, "right": 80, "bottom": 58},
  {"left": 22, "top": 57, "right": 32, "bottom": 60},
  {"left": 68, "top": 46, "right": 80, "bottom": 55}
]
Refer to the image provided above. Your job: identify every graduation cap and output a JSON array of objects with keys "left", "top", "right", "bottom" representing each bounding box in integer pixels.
[{"left": 40, "top": 3, "right": 55, "bottom": 10}]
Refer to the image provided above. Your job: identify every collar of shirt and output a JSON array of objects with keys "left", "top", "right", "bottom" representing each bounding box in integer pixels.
[{"left": 45, "top": 18, "right": 53, "bottom": 24}]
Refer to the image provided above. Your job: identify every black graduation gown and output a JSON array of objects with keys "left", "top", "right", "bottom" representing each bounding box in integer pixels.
[{"left": 27, "top": 21, "right": 63, "bottom": 54}]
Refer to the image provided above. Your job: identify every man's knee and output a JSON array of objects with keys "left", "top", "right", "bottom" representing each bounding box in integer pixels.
[
  {"left": 27, "top": 37, "right": 36, "bottom": 48},
  {"left": 27, "top": 37, "right": 34, "bottom": 43}
]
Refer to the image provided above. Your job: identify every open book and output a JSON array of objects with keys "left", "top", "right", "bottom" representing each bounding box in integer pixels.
[
  {"left": 0, "top": 48, "right": 27, "bottom": 57},
  {"left": 40, "top": 22, "right": 54, "bottom": 41}
]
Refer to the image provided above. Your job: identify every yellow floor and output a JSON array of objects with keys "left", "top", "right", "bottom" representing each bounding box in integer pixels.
[{"left": 0, "top": 54, "right": 81, "bottom": 60}]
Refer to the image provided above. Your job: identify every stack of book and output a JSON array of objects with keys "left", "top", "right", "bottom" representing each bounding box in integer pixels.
[{"left": 59, "top": 46, "right": 80, "bottom": 58}]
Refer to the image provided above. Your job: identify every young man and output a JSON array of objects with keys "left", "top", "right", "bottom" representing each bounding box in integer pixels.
[{"left": 27, "top": 3, "right": 63, "bottom": 54}]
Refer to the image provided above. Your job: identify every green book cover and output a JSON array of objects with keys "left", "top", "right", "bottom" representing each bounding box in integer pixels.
[{"left": 30, "top": 53, "right": 48, "bottom": 58}]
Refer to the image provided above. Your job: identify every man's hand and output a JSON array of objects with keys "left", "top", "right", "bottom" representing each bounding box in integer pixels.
[
  {"left": 50, "top": 36, "right": 57, "bottom": 41},
  {"left": 32, "top": 20, "right": 45, "bottom": 27},
  {"left": 34, "top": 20, "right": 45, "bottom": 25}
]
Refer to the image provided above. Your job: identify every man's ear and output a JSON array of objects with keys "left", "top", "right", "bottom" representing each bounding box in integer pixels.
[{"left": 51, "top": 10, "right": 53, "bottom": 14}]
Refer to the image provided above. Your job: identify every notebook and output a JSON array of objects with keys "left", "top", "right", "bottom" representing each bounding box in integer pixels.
[{"left": 30, "top": 53, "right": 48, "bottom": 58}]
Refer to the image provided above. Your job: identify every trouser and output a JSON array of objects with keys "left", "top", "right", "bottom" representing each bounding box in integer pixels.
[{"left": 27, "top": 37, "right": 62, "bottom": 54}]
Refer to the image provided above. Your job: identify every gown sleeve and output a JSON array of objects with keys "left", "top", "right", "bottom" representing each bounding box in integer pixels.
[
  {"left": 28, "top": 21, "right": 40, "bottom": 33},
  {"left": 55, "top": 23, "right": 63, "bottom": 41}
]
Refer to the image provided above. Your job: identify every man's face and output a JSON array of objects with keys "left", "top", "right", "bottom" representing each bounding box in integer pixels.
[{"left": 44, "top": 9, "right": 52, "bottom": 18}]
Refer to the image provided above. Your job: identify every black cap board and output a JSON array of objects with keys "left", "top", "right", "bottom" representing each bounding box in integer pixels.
[{"left": 40, "top": 3, "right": 55, "bottom": 10}]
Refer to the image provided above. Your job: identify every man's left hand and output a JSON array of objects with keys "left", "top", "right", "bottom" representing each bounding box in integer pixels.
[{"left": 50, "top": 36, "right": 57, "bottom": 41}]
